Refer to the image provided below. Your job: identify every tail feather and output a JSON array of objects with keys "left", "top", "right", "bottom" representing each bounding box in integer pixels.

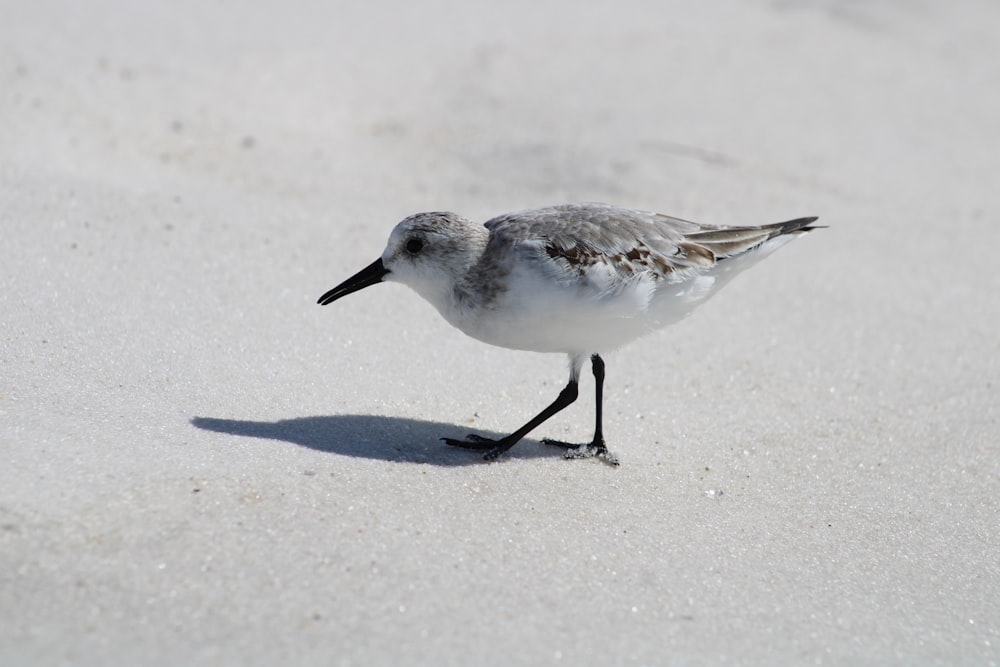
[
  {"left": 769, "top": 216, "right": 821, "bottom": 234},
  {"left": 688, "top": 216, "right": 820, "bottom": 259}
]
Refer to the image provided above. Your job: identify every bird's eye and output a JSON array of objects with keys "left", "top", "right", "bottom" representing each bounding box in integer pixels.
[{"left": 406, "top": 239, "right": 424, "bottom": 254}]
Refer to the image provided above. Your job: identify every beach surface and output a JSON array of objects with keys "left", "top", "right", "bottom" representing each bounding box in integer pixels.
[{"left": 2, "top": 1, "right": 999, "bottom": 664}]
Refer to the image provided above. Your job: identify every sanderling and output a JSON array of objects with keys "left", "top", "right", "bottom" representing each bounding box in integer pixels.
[{"left": 318, "top": 202, "right": 819, "bottom": 464}]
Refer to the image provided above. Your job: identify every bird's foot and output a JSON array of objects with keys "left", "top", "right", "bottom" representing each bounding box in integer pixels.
[
  {"left": 441, "top": 434, "right": 511, "bottom": 461},
  {"left": 541, "top": 437, "right": 620, "bottom": 466}
]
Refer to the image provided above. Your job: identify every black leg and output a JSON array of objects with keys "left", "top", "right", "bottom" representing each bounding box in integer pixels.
[
  {"left": 591, "top": 353, "right": 605, "bottom": 445},
  {"left": 442, "top": 380, "right": 579, "bottom": 460},
  {"left": 542, "top": 354, "right": 619, "bottom": 465}
]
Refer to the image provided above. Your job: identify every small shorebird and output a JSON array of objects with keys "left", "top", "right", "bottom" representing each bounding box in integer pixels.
[{"left": 319, "top": 202, "right": 819, "bottom": 464}]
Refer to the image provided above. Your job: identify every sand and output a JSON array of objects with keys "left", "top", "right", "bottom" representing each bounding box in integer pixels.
[{"left": 2, "top": 0, "right": 998, "bottom": 664}]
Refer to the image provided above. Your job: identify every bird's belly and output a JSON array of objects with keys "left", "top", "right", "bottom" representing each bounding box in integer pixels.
[
  {"left": 447, "top": 278, "right": 696, "bottom": 354},
  {"left": 461, "top": 304, "right": 643, "bottom": 354}
]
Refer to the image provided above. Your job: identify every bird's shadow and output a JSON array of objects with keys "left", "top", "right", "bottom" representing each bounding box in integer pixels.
[{"left": 190, "top": 414, "right": 554, "bottom": 466}]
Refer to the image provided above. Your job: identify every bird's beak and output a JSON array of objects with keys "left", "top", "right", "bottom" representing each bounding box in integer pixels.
[{"left": 317, "top": 258, "right": 390, "bottom": 305}]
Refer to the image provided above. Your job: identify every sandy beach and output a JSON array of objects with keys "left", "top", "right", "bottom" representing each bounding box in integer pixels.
[{"left": 3, "top": 0, "right": 998, "bottom": 664}]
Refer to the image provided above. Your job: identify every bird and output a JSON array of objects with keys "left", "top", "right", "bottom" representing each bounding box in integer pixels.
[{"left": 318, "top": 202, "right": 819, "bottom": 464}]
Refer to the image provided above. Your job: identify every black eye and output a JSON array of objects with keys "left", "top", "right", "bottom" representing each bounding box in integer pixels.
[{"left": 406, "top": 238, "right": 424, "bottom": 254}]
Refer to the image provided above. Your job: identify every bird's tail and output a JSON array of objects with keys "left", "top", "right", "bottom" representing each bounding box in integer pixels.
[
  {"left": 771, "top": 216, "right": 821, "bottom": 235},
  {"left": 687, "top": 216, "right": 820, "bottom": 259}
]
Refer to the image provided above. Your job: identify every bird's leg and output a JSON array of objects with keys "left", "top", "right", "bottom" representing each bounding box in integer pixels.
[
  {"left": 542, "top": 354, "right": 619, "bottom": 465},
  {"left": 442, "top": 380, "right": 579, "bottom": 460}
]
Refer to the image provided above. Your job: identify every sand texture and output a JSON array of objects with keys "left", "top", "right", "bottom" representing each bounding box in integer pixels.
[{"left": 2, "top": 1, "right": 998, "bottom": 664}]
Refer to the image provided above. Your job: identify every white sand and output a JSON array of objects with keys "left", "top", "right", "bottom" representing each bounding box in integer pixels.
[{"left": 3, "top": 0, "right": 999, "bottom": 664}]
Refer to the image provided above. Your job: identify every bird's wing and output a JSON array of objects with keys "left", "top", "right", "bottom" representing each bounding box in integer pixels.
[
  {"left": 482, "top": 204, "right": 819, "bottom": 295},
  {"left": 485, "top": 203, "right": 715, "bottom": 285}
]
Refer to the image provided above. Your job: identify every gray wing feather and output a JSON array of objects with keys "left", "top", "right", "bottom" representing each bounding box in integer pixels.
[{"left": 483, "top": 204, "right": 817, "bottom": 279}]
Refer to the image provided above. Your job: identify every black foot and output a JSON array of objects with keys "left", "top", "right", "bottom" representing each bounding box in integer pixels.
[
  {"left": 441, "top": 435, "right": 510, "bottom": 461},
  {"left": 541, "top": 438, "right": 620, "bottom": 466}
]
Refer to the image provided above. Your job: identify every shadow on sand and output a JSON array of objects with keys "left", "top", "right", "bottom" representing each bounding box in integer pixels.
[{"left": 190, "top": 414, "right": 554, "bottom": 466}]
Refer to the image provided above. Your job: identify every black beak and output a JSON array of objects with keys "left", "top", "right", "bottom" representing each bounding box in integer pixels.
[{"left": 317, "top": 258, "right": 390, "bottom": 305}]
